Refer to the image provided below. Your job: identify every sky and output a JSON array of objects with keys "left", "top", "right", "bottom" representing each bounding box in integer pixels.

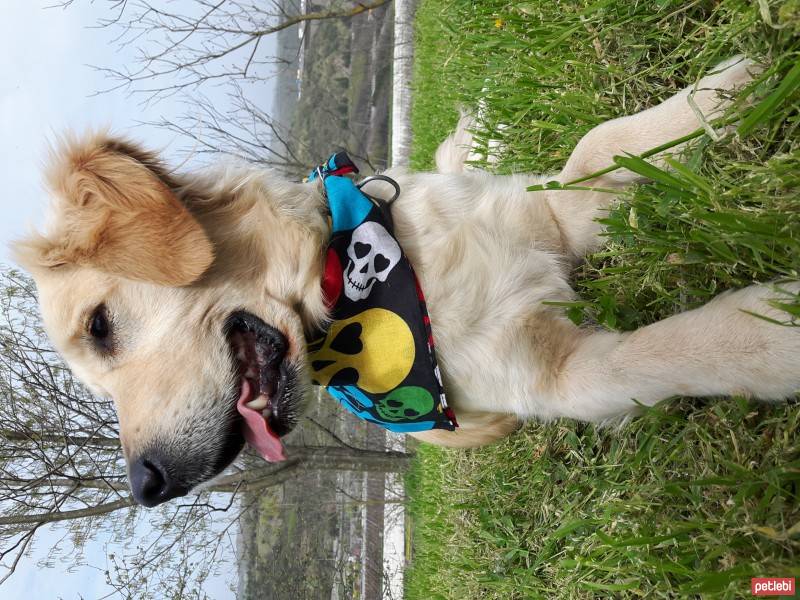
[
  {"left": 0, "top": 1, "right": 275, "bottom": 597},
  {"left": 0, "top": 0, "right": 276, "bottom": 263},
  {"left": 0, "top": 2, "right": 185, "bottom": 264}
]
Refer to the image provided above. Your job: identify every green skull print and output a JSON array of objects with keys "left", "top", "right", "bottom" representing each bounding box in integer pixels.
[{"left": 374, "top": 386, "right": 435, "bottom": 421}]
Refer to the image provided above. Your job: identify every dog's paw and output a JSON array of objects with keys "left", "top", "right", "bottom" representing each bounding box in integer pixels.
[
  {"left": 434, "top": 110, "right": 476, "bottom": 174},
  {"left": 705, "top": 55, "right": 764, "bottom": 93}
]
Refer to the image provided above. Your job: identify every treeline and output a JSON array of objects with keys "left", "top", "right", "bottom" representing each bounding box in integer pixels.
[{"left": 273, "top": 0, "right": 395, "bottom": 175}]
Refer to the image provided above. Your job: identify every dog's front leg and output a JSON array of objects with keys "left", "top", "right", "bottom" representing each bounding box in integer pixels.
[
  {"left": 546, "top": 57, "right": 761, "bottom": 260},
  {"left": 558, "top": 56, "right": 759, "bottom": 188},
  {"left": 547, "top": 284, "right": 800, "bottom": 422}
]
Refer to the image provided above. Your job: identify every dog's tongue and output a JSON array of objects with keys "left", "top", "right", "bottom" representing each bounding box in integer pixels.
[{"left": 236, "top": 379, "right": 286, "bottom": 462}]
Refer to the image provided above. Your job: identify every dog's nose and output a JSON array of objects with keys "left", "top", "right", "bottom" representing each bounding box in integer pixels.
[{"left": 129, "top": 456, "right": 187, "bottom": 507}]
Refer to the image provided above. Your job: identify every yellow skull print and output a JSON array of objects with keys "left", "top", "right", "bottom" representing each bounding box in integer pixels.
[{"left": 309, "top": 308, "right": 415, "bottom": 393}]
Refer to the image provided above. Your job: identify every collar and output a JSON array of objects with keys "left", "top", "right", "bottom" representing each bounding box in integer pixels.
[{"left": 306, "top": 152, "right": 457, "bottom": 433}]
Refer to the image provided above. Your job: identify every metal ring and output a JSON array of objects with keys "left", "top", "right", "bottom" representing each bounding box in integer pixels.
[{"left": 357, "top": 175, "right": 401, "bottom": 205}]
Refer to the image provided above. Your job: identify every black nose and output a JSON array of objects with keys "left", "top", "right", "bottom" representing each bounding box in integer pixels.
[{"left": 129, "top": 456, "right": 187, "bottom": 507}]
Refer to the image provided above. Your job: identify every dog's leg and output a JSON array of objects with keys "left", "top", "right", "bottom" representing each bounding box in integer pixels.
[
  {"left": 559, "top": 56, "right": 758, "bottom": 186},
  {"left": 434, "top": 111, "right": 477, "bottom": 174},
  {"left": 434, "top": 110, "right": 506, "bottom": 174},
  {"left": 548, "top": 56, "right": 760, "bottom": 258},
  {"left": 408, "top": 410, "right": 522, "bottom": 448},
  {"left": 546, "top": 283, "right": 800, "bottom": 422}
]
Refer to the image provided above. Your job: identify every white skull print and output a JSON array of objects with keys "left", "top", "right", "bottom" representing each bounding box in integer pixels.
[{"left": 343, "top": 221, "right": 401, "bottom": 301}]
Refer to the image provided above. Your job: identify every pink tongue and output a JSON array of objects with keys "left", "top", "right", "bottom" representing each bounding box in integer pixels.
[{"left": 236, "top": 379, "right": 286, "bottom": 462}]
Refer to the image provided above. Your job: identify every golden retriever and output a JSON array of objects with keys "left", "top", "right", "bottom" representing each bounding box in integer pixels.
[{"left": 13, "top": 56, "right": 800, "bottom": 506}]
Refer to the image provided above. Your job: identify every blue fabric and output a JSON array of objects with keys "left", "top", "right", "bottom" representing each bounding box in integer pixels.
[
  {"left": 328, "top": 386, "right": 437, "bottom": 433},
  {"left": 307, "top": 152, "right": 457, "bottom": 434},
  {"left": 325, "top": 177, "right": 373, "bottom": 233}
]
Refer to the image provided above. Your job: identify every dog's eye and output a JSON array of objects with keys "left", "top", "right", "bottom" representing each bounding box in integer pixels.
[
  {"left": 88, "top": 305, "right": 113, "bottom": 351},
  {"left": 90, "top": 307, "right": 109, "bottom": 338}
]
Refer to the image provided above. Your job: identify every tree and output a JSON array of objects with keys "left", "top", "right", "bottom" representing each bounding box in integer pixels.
[
  {"left": 0, "top": 268, "right": 411, "bottom": 597},
  {"left": 57, "top": 0, "right": 395, "bottom": 176}
]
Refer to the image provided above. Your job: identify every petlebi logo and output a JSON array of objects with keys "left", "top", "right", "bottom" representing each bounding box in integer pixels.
[{"left": 751, "top": 578, "right": 795, "bottom": 596}]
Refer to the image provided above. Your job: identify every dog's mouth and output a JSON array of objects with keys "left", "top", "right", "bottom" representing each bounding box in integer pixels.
[{"left": 225, "top": 311, "right": 296, "bottom": 462}]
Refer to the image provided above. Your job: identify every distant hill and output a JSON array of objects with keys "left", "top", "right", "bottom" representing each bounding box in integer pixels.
[
  {"left": 272, "top": 1, "right": 393, "bottom": 175},
  {"left": 237, "top": 393, "right": 392, "bottom": 599},
  {"left": 273, "top": 0, "right": 303, "bottom": 132}
]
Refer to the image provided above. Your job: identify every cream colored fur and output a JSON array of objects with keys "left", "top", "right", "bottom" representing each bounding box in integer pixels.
[{"left": 13, "top": 56, "right": 800, "bottom": 475}]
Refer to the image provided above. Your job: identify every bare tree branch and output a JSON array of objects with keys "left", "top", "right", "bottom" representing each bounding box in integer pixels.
[
  {"left": 0, "top": 430, "right": 121, "bottom": 448},
  {"left": 85, "top": 0, "right": 390, "bottom": 102},
  {"left": 0, "top": 498, "right": 136, "bottom": 527},
  {"left": 0, "top": 267, "right": 411, "bottom": 593}
]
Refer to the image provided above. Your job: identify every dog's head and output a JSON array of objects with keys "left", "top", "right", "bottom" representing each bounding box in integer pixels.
[{"left": 13, "top": 133, "right": 329, "bottom": 506}]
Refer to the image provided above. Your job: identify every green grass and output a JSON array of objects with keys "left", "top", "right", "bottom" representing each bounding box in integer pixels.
[{"left": 406, "top": 0, "right": 800, "bottom": 598}]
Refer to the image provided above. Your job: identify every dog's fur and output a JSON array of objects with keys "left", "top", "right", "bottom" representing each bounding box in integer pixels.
[{"left": 14, "top": 56, "right": 800, "bottom": 493}]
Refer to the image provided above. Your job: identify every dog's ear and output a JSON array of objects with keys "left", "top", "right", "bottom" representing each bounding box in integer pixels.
[{"left": 13, "top": 133, "right": 213, "bottom": 286}]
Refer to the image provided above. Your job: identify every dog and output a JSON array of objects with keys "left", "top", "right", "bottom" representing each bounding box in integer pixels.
[{"left": 13, "top": 56, "right": 800, "bottom": 507}]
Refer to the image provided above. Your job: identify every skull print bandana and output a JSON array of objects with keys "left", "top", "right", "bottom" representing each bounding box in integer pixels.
[{"left": 307, "top": 153, "right": 457, "bottom": 433}]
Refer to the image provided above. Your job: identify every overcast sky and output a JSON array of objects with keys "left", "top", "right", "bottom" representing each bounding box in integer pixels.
[
  {"left": 0, "top": 0, "right": 264, "bottom": 264},
  {"left": 0, "top": 2, "right": 262, "bottom": 597}
]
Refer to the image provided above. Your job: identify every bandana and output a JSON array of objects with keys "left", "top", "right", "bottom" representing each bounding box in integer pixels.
[{"left": 307, "top": 152, "right": 457, "bottom": 433}]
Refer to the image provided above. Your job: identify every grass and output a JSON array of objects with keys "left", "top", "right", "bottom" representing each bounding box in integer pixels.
[{"left": 405, "top": 0, "right": 800, "bottom": 598}]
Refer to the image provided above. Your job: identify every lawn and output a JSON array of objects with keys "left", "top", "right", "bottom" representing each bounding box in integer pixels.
[{"left": 404, "top": 1, "right": 800, "bottom": 598}]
